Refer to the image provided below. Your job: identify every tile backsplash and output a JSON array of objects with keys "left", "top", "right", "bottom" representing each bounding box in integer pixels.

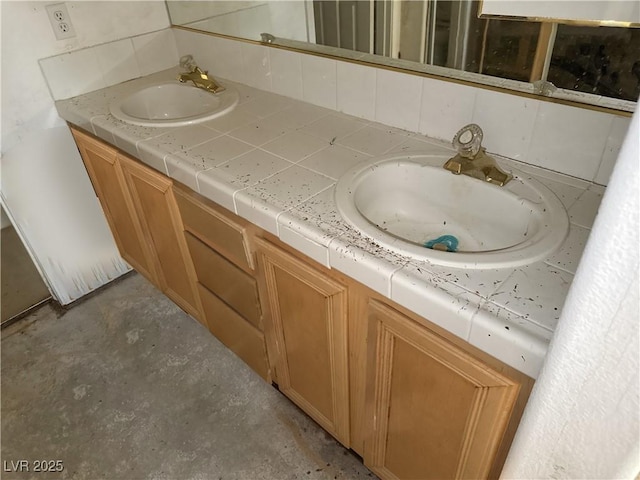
[
  {"left": 40, "top": 27, "right": 632, "bottom": 186},
  {"left": 40, "top": 29, "right": 178, "bottom": 100}
]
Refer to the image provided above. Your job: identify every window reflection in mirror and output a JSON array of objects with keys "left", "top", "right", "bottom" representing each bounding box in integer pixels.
[
  {"left": 313, "top": 0, "right": 542, "bottom": 82},
  {"left": 396, "top": 1, "right": 541, "bottom": 82},
  {"left": 549, "top": 25, "right": 640, "bottom": 101},
  {"left": 313, "top": 0, "right": 639, "bottom": 101},
  {"left": 473, "top": 19, "right": 540, "bottom": 82}
]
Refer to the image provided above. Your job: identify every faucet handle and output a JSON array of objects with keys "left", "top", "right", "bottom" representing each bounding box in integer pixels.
[
  {"left": 179, "top": 54, "right": 196, "bottom": 70},
  {"left": 453, "top": 124, "right": 483, "bottom": 159}
]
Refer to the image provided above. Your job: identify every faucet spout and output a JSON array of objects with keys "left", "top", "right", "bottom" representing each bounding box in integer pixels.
[
  {"left": 443, "top": 124, "right": 512, "bottom": 187},
  {"left": 177, "top": 57, "right": 225, "bottom": 94},
  {"left": 443, "top": 149, "right": 512, "bottom": 186}
]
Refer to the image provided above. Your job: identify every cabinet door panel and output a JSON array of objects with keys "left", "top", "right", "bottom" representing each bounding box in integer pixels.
[
  {"left": 119, "top": 155, "right": 200, "bottom": 319},
  {"left": 257, "top": 238, "right": 350, "bottom": 446},
  {"left": 70, "top": 128, "right": 156, "bottom": 283},
  {"left": 366, "top": 300, "right": 520, "bottom": 480},
  {"left": 274, "top": 267, "right": 334, "bottom": 418}
]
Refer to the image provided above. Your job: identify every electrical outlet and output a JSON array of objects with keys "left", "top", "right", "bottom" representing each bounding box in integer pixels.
[{"left": 45, "top": 3, "right": 76, "bottom": 40}]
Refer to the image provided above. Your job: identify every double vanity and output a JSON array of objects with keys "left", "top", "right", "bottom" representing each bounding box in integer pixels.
[{"left": 57, "top": 64, "right": 600, "bottom": 479}]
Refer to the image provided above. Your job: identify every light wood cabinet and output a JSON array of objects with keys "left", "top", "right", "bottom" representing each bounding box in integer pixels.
[
  {"left": 173, "top": 185, "right": 270, "bottom": 381},
  {"left": 71, "top": 127, "right": 201, "bottom": 321},
  {"left": 254, "top": 236, "right": 529, "bottom": 476},
  {"left": 118, "top": 155, "right": 201, "bottom": 319},
  {"left": 364, "top": 300, "right": 521, "bottom": 480},
  {"left": 72, "top": 128, "right": 270, "bottom": 380},
  {"left": 71, "top": 126, "right": 532, "bottom": 479},
  {"left": 256, "top": 238, "right": 351, "bottom": 447},
  {"left": 71, "top": 128, "right": 158, "bottom": 284}
]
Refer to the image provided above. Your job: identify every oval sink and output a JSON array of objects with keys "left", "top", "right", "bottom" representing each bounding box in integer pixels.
[
  {"left": 110, "top": 82, "right": 239, "bottom": 127},
  {"left": 335, "top": 154, "right": 569, "bottom": 269}
]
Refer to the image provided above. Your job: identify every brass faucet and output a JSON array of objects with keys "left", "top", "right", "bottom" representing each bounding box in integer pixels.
[
  {"left": 177, "top": 55, "right": 225, "bottom": 94},
  {"left": 443, "top": 124, "right": 512, "bottom": 187}
]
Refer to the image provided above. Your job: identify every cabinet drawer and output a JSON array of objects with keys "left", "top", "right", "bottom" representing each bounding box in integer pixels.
[
  {"left": 174, "top": 187, "right": 253, "bottom": 271},
  {"left": 186, "top": 232, "right": 261, "bottom": 328},
  {"left": 199, "top": 284, "right": 269, "bottom": 380}
]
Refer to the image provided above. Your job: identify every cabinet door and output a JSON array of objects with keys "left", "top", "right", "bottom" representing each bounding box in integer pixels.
[
  {"left": 118, "top": 154, "right": 201, "bottom": 319},
  {"left": 365, "top": 300, "right": 520, "bottom": 480},
  {"left": 256, "top": 239, "right": 350, "bottom": 446},
  {"left": 71, "top": 128, "right": 157, "bottom": 283}
]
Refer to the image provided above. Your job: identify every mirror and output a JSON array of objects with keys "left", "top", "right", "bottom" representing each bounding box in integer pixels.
[{"left": 166, "top": 1, "right": 640, "bottom": 112}]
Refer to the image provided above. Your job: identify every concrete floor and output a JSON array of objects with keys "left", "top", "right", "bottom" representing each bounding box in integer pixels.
[{"left": 1, "top": 272, "right": 375, "bottom": 480}]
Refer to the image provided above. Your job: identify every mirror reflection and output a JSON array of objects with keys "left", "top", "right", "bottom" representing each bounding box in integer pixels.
[{"left": 167, "top": 1, "right": 640, "bottom": 105}]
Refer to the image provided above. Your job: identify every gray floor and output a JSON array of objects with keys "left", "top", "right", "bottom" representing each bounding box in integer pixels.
[{"left": 1, "top": 272, "right": 375, "bottom": 480}]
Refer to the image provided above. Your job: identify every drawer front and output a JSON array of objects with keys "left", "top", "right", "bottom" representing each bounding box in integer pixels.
[
  {"left": 174, "top": 187, "right": 253, "bottom": 271},
  {"left": 186, "top": 232, "right": 262, "bottom": 328},
  {"left": 199, "top": 284, "right": 269, "bottom": 380}
]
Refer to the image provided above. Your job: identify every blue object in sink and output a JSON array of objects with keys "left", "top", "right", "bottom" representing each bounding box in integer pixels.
[{"left": 424, "top": 235, "right": 459, "bottom": 252}]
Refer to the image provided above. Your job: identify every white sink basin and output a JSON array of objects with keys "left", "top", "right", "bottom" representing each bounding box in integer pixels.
[
  {"left": 335, "top": 154, "right": 569, "bottom": 269},
  {"left": 110, "top": 82, "right": 239, "bottom": 127}
]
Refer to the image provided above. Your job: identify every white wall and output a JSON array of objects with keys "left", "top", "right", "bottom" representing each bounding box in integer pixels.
[
  {"left": 2, "top": 1, "right": 171, "bottom": 152},
  {"left": 501, "top": 111, "right": 639, "bottom": 479},
  {"left": 0, "top": 1, "right": 171, "bottom": 304}
]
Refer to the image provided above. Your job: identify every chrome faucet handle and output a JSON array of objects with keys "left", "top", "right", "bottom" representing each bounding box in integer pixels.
[{"left": 452, "top": 124, "right": 483, "bottom": 159}]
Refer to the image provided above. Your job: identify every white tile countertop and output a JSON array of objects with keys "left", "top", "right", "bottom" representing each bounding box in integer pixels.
[{"left": 56, "top": 67, "right": 604, "bottom": 379}]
